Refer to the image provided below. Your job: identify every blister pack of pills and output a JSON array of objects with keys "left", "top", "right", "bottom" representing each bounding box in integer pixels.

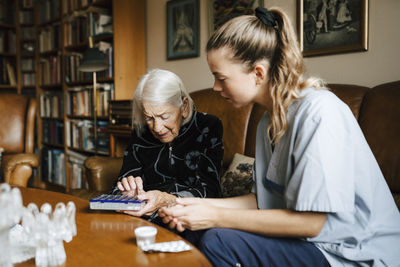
[
  {"left": 140, "top": 240, "right": 192, "bottom": 253},
  {"left": 89, "top": 194, "right": 146, "bottom": 211}
]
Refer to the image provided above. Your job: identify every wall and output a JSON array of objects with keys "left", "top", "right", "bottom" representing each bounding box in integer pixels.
[{"left": 146, "top": 0, "right": 400, "bottom": 92}]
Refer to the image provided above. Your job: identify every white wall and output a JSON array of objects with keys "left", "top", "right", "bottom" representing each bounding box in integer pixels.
[{"left": 146, "top": 0, "right": 400, "bottom": 92}]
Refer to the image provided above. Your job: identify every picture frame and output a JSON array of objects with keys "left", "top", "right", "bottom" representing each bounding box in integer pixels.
[
  {"left": 167, "top": 0, "right": 200, "bottom": 60},
  {"left": 208, "top": 0, "right": 264, "bottom": 36},
  {"left": 298, "top": 0, "right": 368, "bottom": 57}
]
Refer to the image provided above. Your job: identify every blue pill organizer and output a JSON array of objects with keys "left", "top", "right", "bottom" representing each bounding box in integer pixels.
[{"left": 90, "top": 194, "right": 146, "bottom": 210}]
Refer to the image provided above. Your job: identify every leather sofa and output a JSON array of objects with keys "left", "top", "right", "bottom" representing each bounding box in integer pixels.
[
  {"left": 0, "top": 94, "right": 38, "bottom": 187},
  {"left": 83, "top": 81, "right": 400, "bottom": 209}
]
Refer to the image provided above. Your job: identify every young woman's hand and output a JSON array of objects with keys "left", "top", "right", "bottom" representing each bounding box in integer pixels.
[{"left": 159, "top": 197, "right": 217, "bottom": 231}]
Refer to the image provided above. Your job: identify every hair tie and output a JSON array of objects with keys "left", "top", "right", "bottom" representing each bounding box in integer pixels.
[{"left": 255, "top": 7, "right": 277, "bottom": 29}]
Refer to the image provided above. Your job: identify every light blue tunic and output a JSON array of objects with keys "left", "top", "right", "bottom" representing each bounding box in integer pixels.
[{"left": 253, "top": 88, "right": 400, "bottom": 266}]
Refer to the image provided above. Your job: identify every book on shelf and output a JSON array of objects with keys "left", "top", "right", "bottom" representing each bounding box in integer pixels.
[
  {"left": 0, "top": 31, "right": 4, "bottom": 53},
  {"left": 22, "top": 73, "right": 36, "bottom": 86},
  {"left": 97, "top": 120, "right": 109, "bottom": 154},
  {"left": 41, "top": 147, "right": 66, "bottom": 186},
  {"left": 1, "top": 30, "right": 16, "bottom": 53},
  {"left": 5, "top": 62, "right": 16, "bottom": 86},
  {"left": 38, "top": 0, "right": 60, "bottom": 23},
  {"left": 66, "top": 119, "right": 109, "bottom": 154},
  {"left": 67, "top": 119, "right": 95, "bottom": 151},
  {"left": 39, "top": 55, "right": 61, "bottom": 84},
  {"left": 20, "top": 27, "right": 34, "bottom": 40},
  {"left": 42, "top": 119, "right": 64, "bottom": 145},
  {"left": 66, "top": 149, "right": 88, "bottom": 189},
  {"left": 40, "top": 92, "right": 63, "bottom": 118},
  {"left": 87, "top": 7, "right": 113, "bottom": 36},
  {"left": 66, "top": 83, "right": 113, "bottom": 117},
  {"left": 21, "top": 58, "right": 34, "bottom": 71},
  {"left": 63, "top": 15, "right": 89, "bottom": 47},
  {"left": 19, "top": 10, "right": 34, "bottom": 24},
  {"left": 22, "top": 0, "right": 34, "bottom": 9},
  {"left": 38, "top": 24, "right": 61, "bottom": 52},
  {"left": 0, "top": 1, "right": 15, "bottom": 25}
]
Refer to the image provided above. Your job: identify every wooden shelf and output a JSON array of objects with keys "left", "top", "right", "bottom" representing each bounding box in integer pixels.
[{"left": 25, "top": 0, "right": 146, "bottom": 192}]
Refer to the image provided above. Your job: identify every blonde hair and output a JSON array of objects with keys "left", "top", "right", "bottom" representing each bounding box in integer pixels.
[
  {"left": 132, "top": 69, "right": 194, "bottom": 136},
  {"left": 206, "top": 7, "right": 325, "bottom": 143}
]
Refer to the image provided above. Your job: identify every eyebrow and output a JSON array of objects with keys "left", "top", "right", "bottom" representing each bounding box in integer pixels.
[{"left": 143, "top": 111, "right": 169, "bottom": 117}]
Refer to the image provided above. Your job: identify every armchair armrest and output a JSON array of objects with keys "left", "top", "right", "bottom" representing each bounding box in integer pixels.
[
  {"left": 1, "top": 153, "right": 38, "bottom": 187},
  {"left": 84, "top": 156, "right": 123, "bottom": 193}
]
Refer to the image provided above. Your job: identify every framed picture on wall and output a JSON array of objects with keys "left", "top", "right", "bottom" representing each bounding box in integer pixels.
[
  {"left": 298, "top": 0, "right": 368, "bottom": 57},
  {"left": 208, "top": 0, "right": 264, "bottom": 35},
  {"left": 167, "top": 0, "right": 200, "bottom": 60}
]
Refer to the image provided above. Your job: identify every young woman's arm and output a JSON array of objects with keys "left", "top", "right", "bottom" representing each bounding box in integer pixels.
[
  {"left": 159, "top": 196, "right": 327, "bottom": 238},
  {"left": 203, "top": 193, "right": 258, "bottom": 209}
]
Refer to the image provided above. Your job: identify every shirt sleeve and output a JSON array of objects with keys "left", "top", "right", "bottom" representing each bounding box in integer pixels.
[
  {"left": 285, "top": 98, "right": 356, "bottom": 213},
  {"left": 176, "top": 116, "right": 224, "bottom": 198},
  {"left": 110, "top": 132, "right": 143, "bottom": 194}
]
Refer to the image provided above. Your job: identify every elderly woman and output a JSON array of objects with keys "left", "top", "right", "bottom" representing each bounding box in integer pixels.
[{"left": 112, "top": 69, "right": 223, "bottom": 223}]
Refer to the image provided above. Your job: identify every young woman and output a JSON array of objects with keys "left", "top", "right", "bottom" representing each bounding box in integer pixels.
[{"left": 159, "top": 7, "right": 400, "bottom": 267}]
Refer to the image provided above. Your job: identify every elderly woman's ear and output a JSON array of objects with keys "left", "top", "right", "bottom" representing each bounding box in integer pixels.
[{"left": 181, "top": 97, "right": 190, "bottom": 119}]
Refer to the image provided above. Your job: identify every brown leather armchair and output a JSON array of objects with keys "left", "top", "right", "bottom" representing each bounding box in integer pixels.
[
  {"left": 0, "top": 94, "right": 38, "bottom": 187},
  {"left": 83, "top": 82, "right": 400, "bottom": 210}
]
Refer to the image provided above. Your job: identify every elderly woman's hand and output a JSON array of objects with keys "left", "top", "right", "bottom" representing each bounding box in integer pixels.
[
  {"left": 117, "top": 176, "right": 145, "bottom": 196},
  {"left": 122, "top": 190, "right": 177, "bottom": 217}
]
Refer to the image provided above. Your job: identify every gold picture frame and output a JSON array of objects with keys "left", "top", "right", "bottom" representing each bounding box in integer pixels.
[{"left": 298, "top": 0, "right": 368, "bottom": 57}]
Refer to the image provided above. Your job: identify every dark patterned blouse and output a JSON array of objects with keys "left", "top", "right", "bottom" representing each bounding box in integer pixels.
[{"left": 112, "top": 110, "right": 223, "bottom": 198}]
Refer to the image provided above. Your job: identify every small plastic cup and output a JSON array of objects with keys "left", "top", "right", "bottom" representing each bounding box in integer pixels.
[{"left": 134, "top": 226, "right": 157, "bottom": 248}]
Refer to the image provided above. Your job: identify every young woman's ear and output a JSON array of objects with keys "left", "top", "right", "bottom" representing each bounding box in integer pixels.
[
  {"left": 254, "top": 64, "right": 268, "bottom": 85},
  {"left": 181, "top": 97, "right": 190, "bottom": 118}
]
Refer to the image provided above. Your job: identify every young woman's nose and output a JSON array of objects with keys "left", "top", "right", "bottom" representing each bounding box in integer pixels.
[{"left": 212, "top": 81, "right": 222, "bottom": 92}]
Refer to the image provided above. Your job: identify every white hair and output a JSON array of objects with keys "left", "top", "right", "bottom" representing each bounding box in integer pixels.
[{"left": 132, "top": 69, "right": 194, "bottom": 136}]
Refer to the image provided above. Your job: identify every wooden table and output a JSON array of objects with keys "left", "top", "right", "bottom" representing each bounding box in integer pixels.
[{"left": 14, "top": 187, "right": 211, "bottom": 267}]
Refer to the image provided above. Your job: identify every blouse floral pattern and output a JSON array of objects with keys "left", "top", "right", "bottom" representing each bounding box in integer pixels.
[{"left": 112, "top": 110, "right": 223, "bottom": 198}]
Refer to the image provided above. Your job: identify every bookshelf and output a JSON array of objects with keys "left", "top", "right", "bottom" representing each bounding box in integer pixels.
[
  {"left": 0, "top": 0, "right": 17, "bottom": 92},
  {"left": 18, "top": 0, "right": 36, "bottom": 97},
  {"left": 34, "top": 0, "right": 146, "bottom": 192}
]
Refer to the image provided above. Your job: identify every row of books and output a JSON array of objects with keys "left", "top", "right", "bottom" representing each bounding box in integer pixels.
[
  {"left": 0, "top": 0, "right": 15, "bottom": 25},
  {"left": 21, "top": 58, "right": 34, "bottom": 71},
  {"left": 20, "top": 27, "right": 34, "bottom": 40},
  {"left": 0, "top": 30, "right": 16, "bottom": 53},
  {"left": 62, "top": 0, "right": 95, "bottom": 15},
  {"left": 19, "top": 10, "right": 34, "bottom": 24},
  {"left": 41, "top": 147, "right": 66, "bottom": 186},
  {"left": 65, "top": 83, "right": 113, "bottom": 117},
  {"left": 38, "top": 24, "right": 61, "bottom": 52},
  {"left": 64, "top": 44, "right": 113, "bottom": 83},
  {"left": 21, "top": 72, "right": 35, "bottom": 86},
  {"left": 39, "top": 92, "right": 64, "bottom": 118},
  {"left": 64, "top": 15, "right": 90, "bottom": 47},
  {"left": 41, "top": 147, "right": 90, "bottom": 189},
  {"left": 42, "top": 119, "right": 64, "bottom": 146},
  {"left": 65, "top": 119, "right": 109, "bottom": 154},
  {"left": 39, "top": 55, "right": 61, "bottom": 85},
  {"left": 37, "top": 0, "right": 60, "bottom": 24},
  {"left": 21, "top": 0, "right": 34, "bottom": 9}
]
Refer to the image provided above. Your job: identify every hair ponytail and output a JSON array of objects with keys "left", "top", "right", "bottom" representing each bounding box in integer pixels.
[{"left": 207, "top": 7, "right": 325, "bottom": 144}]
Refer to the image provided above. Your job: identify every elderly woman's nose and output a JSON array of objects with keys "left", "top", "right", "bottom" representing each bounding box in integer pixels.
[{"left": 153, "top": 118, "right": 164, "bottom": 132}]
